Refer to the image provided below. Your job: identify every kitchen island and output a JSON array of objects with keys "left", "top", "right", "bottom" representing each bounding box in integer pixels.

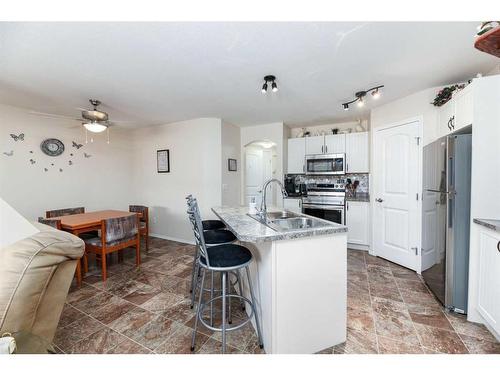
[{"left": 212, "top": 206, "right": 348, "bottom": 354}]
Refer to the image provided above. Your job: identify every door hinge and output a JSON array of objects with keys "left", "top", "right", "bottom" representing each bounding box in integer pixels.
[{"left": 415, "top": 137, "right": 421, "bottom": 146}]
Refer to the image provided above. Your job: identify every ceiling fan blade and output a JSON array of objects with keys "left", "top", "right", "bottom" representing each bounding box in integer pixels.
[{"left": 28, "top": 111, "right": 81, "bottom": 121}]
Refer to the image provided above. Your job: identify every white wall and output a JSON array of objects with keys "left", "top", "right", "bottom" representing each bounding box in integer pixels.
[
  {"left": 240, "top": 122, "right": 284, "bottom": 206},
  {"left": 132, "top": 118, "right": 222, "bottom": 243},
  {"left": 0, "top": 103, "right": 135, "bottom": 220},
  {"left": 371, "top": 87, "right": 439, "bottom": 146},
  {"left": 221, "top": 121, "right": 241, "bottom": 206}
]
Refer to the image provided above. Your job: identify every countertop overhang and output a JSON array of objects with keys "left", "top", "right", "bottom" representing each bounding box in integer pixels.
[
  {"left": 212, "top": 206, "right": 347, "bottom": 243},
  {"left": 473, "top": 218, "right": 500, "bottom": 233}
]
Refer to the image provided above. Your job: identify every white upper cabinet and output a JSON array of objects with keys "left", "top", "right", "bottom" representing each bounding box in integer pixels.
[
  {"left": 305, "top": 135, "right": 325, "bottom": 155},
  {"left": 454, "top": 84, "right": 473, "bottom": 131},
  {"left": 287, "top": 137, "right": 306, "bottom": 174},
  {"left": 437, "top": 83, "right": 473, "bottom": 139},
  {"left": 345, "top": 132, "right": 369, "bottom": 173},
  {"left": 438, "top": 99, "right": 455, "bottom": 138},
  {"left": 324, "top": 134, "right": 346, "bottom": 154}
]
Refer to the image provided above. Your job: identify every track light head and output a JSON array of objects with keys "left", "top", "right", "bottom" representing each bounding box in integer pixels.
[
  {"left": 357, "top": 97, "right": 365, "bottom": 107},
  {"left": 371, "top": 88, "right": 381, "bottom": 99},
  {"left": 342, "top": 103, "right": 349, "bottom": 111},
  {"left": 261, "top": 75, "right": 277, "bottom": 94}
]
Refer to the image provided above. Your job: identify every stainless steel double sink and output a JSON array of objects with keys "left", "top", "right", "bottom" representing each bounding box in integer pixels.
[{"left": 248, "top": 210, "right": 331, "bottom": 232}]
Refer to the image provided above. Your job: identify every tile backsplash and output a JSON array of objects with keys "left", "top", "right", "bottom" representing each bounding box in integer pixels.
[{"left": 288, "top": 173, "right": 369, "bottom": 193}]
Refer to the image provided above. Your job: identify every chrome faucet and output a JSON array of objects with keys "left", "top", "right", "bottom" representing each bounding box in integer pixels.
[{"left": 259, "top": 178, "right": 288, "bottom": 221}]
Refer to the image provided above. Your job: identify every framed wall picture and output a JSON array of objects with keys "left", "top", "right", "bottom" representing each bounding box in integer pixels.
[
  {"left": 157, "top": 149, "right": 170, "bottom": 173},
  {"left": 228, "top": 158, "right": 237, "bottom": 172}
]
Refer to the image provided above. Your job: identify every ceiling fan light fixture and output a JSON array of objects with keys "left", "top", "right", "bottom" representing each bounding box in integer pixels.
[{"left": 83, "top": 121, "right": 108, "bottom": 133}]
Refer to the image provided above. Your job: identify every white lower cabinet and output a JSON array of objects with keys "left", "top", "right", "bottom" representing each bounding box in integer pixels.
[
  {"left": 477, "top": 227, "right": 500, "bottom": 336},
  {"left": 283, "top": 198, "right": 302, "bottom": 214},
  {"left": 346, "top": 201, "right": 370, "bottom": 247}
]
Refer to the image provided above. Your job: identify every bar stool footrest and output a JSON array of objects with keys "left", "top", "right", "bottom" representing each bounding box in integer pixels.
[{"left": 198, "top": 294, "right": 254, "bottom": 333}]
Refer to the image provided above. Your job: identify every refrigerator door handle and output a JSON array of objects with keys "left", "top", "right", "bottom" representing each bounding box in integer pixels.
[{"left": 425, "top": 189, "right": 449, "bottom": 193}]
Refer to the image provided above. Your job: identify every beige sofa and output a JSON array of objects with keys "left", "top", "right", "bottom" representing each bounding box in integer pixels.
[{"left": 0, "top": 222, "right": 84, "bottom": 353}]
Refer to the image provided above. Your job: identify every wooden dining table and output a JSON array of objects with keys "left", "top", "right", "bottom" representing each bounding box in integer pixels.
[
  {"left": 50, "top": 209, "right": 140, "bottom": 236},
  {"left": 50, "top": 210, "right": 142, "bottom": 287}
]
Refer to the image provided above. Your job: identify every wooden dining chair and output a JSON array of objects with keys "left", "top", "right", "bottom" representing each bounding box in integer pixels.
[
  {"left": 38, "top": 217, "right": 83, "bottom": 287},
  {"left": 129, "top": 205, "right": 149, "bottom": 251},
  {"left": 46, "top": 206, "right": 85, "bottom": 218},
  {"left": 82, "top": 214, "right": 140, "bottom": 281}
]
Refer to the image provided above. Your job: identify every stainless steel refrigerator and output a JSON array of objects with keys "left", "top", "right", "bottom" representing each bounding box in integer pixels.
[{"left": 421, "top": 134, "right": 471, "bottom": 314}]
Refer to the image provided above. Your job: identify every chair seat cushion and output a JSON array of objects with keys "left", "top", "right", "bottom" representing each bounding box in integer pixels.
[
  {"left": 84, "top": 235, "right": 136, "bottom": 248},
  {"left": 200, "top": 244, "right": 252, "bottom": 268},
  {"left": 202, "top": 220, "right": 225, "bottom": 231},
  {"left": 203, "top": 229, "right": 236, "bottom": 245}
]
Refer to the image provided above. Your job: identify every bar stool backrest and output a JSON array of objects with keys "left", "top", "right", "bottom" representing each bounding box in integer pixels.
[{"left": 187, "top": 198, "right": 210, "bottom": 268}]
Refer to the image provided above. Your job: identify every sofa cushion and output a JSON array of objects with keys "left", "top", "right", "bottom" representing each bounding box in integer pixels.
[{"left": 0, "top": 223, "right": 84, "bottom": 342}]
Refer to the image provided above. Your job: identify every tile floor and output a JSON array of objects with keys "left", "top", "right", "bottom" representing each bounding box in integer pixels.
[{"left": 54, "top": 238, "right": 500, "bottom": 354}]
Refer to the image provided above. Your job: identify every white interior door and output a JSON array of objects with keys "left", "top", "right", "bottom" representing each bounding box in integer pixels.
[
  {"left": 373, "top": 120, "right": 421, "bottom": 271},
  {"left": 245, "top": 147, "right": 264, "bottom": 206}
]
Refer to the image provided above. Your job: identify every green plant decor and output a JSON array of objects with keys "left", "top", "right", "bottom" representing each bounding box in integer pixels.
[{"left": 431, "top": 84, "right": 465, "bottom": 107}]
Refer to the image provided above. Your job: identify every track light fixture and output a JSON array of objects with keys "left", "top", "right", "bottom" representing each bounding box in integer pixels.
[
  {"left": 342, "top": 85, "right": 384, "bottom": 111},
  {"left": 261, "top": 75, "right": 278, "bottom": 94}
]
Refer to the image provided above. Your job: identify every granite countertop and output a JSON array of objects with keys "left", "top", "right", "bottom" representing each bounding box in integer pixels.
[
  {"left": 473, "top": 218, "right": 500, "bottom": 233},
  {"left": 345, "top": 193, "right": 370, "bottom": 202},
  {"left": 212, "top": 206, "right": 347, "bottom": 243}
]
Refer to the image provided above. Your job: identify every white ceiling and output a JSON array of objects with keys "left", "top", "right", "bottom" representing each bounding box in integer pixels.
[{"left": 0, "top": 22, "right": 497, "bottom": 128}]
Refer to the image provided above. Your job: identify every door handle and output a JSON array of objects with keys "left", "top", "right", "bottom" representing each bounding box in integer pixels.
[
  {"left": 376, "top": 198, "right": 383, "bottom": 203},
  {"left": 411, "top": 247, "right": 418, "bottom": 255},
  {"left": 497, "top": 241, "right": 500, "bottom": 253}
]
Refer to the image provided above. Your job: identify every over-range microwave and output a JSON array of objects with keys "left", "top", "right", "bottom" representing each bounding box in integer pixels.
[{"left": 305, "top": 153, "right": 345, "bottom": 175}]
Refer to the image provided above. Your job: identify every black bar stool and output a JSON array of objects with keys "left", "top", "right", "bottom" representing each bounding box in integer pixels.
[
  {"left": 187, "top": 198, "right": 263, "bottom": 353},
  {"left": 186, "top": 195, "right": 245, "bottom": 325}
]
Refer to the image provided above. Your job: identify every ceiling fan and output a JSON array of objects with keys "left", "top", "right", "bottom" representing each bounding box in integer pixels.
[{"left": 29, "top": 99, "right": 127, "bottom": 134}]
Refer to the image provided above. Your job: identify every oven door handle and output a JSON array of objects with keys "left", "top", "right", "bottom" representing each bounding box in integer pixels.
[{"left": 302, "top": 204, "right": 344, "bottom": 211}]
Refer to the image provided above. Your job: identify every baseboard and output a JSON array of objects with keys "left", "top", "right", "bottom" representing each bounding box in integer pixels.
[
  {"left": 149, "top": 233, "right": 194, "bottom": 245},
  {"left": 347, "top": 243, "right": 370, "bottom": 251}
]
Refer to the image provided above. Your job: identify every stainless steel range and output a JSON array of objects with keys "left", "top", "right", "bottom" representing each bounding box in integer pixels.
[{"left": 302, "top": 180, "right": 346, "bottom": 225}]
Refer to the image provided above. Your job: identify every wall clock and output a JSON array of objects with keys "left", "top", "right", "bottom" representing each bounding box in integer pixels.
[{"left": 40, "top": 138, "right": 65, "bottom": 156}]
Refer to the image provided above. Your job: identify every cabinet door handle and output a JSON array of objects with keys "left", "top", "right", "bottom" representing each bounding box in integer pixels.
[
  {"left": 497, "top": 241, "right": 500, "bottom": 253},
  {"left": 376, "top": 198, "right": 383, "bottom": 203},
  {"left": 447, "top": 118, "right": 452, "bottom": 130},
  {"left": 451, "top": 116, "right": 455, "bottom": 129},
  {"left": 321, "top": 145, "right": 324, "bottom": 153},
  {"left": 325, "top": 145, "right": 328, "bottom": 153}
]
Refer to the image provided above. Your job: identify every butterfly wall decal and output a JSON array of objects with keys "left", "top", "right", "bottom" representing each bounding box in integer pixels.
[
  {"left": 10, "top": 133, "right": 24, "bottom": 141},
  {"left": 3, "top": 150, "right": 13, "bottom": 156},
  {"left": 29, "top": 159, "right": 36, "bottom": 164},
  {"left": 72, "top": 141, "right": 83, "bottom": 149},
  {"left": 84, "top": 153, "right": 92, "bottom": 158}
]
